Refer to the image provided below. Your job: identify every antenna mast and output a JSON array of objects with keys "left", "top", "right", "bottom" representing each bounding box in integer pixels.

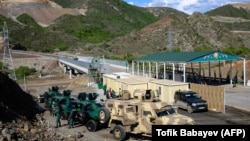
[{"left": 2, "top": 21, "right": 16, "bottom": 80}]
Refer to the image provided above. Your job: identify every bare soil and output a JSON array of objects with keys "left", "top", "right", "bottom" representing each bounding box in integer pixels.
[
  {"left": 25, "top": 74, "right": 151, "bottom": 141},
  {"left": 0, "top": 0, "right": 87, "bottom": 26}
]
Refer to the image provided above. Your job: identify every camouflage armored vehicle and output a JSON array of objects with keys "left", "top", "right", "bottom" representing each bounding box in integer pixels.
[
  {"left": 60, "top": 92, "right": 110, "bottom": 131},
  {"left": 47, "top": 89, "right": 76, "bottom": 116},
  {"left": 38, "top": 86, "right": 61, "bottom": 107},
  {"left": 105, "top": 89, "right": 194, "bottom": 141}
]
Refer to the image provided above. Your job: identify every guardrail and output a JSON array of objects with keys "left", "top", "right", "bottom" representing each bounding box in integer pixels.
[{"left": 11, "top": 50, "right": 69, "bottom": 59}]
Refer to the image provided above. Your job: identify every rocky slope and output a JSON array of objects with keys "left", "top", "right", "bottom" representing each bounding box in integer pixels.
[
  {"left": 0, "top": 0, "right": 86, "bottom": 26},
  {"left": 105, "top": 12, "right": 244, "bottom": 56},
  {"left": 0, "top": 71, "right": 43, "bottom": 140},
  {"left": 76, "top": 2, "right": 250, "bottom": 56},
  {"left": 0, "top": 0, "right": 250, "bottom": 57}
]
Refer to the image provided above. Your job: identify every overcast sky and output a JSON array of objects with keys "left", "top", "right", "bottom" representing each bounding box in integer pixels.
[{"left": 123, "top": 0, "right": 250, "bottom": 15}]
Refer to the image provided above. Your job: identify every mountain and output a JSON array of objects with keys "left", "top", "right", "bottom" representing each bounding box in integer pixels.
[
  {"left": 205, "top": 3, "right": 250, "bottom": 53},
  {"left": 0, "top": 0, "right": 159, "bottom": 55},
  {"left": 0, "top": 0, "right": 250, "bottom": 60},
  {"left": 106, "top": 12, "right": 245, "bottom": 56},
  {"left": 205, "top": 3, "right": 250, "bottom": 19},
  {"left": 145, "top": 7, "right": 189, "bottom": 18},
  {"left": 0, "top": 0, "right": 85, "bottom": 26}
]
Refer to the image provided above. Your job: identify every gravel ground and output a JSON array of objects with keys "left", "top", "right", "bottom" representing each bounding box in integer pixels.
[
  {"left": 21, "top": 74, "right": 250, "bottom": 141},
  {"left": 26, "top": 75, "right": 148, "bottom": 141}
]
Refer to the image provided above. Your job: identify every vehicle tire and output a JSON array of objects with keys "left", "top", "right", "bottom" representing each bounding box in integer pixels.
[
  {"left": 187, "top": 105, "right": 193, "bottom": 113},
  {"left": 98, "top": 107, "right": 110, "bottom": 123},
  {"left": 78, "top": 112, "right": 87, "bottom": 124},
  {"left": 113, "top": 125, "right": 126, "bottom": 141},
  {"left": 86, "top": 120, "right": 98, "bottom": 132}
]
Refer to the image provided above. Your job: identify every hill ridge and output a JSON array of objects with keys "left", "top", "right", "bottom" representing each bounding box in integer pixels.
[{"left": 0, "top": 0, "right": 87, "bottom": 26}]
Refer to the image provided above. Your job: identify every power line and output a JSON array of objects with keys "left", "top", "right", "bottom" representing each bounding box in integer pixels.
[
  {"left": 167, "top": 23, "right": 174, "bottom": 52},
  {"left": 166, "top": 24, "right": 183, "bottom": 52},
  {"left": 2, "top": 21, "right": 16, "bottom": 80},
  {"left": 167, "top": 24, "right": 174, "bottom": 52}
]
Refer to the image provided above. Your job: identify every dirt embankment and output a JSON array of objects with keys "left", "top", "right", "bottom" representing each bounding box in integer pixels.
[
  {"left": 0, "top": 71, "right": 90, "bottom": 141},
  {"left": 0, "top": 61, "right": 112, "bottom": 141},
  {"left": 0, "top": 0, "right": 87, "bottom": 26}
]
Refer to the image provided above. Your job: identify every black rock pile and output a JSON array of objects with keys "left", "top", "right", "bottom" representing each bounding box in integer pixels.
[{"left": 0, "top": 72, "right": 84, "bottom": 141}]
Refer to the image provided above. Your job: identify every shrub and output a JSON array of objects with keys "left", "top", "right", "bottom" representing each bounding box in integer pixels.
[{"left": 15, "top": 66, "right": 36, "bottom": 79}]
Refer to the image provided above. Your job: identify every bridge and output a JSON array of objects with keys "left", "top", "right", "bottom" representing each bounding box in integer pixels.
[
  {"left": 9, "top": 50, "right": 129, "bottom": 79},
  {"left": 59, "top": 56, "right": 129, "bottom": 79}
]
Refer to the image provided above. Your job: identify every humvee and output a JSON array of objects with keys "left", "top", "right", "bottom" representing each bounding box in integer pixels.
[{"left": 105, "top": 89, "right": 194, "bottom": 141}]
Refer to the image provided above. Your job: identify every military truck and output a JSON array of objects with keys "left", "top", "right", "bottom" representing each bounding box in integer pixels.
[{"left": 105, "top": 89, "right": 194, "bottom": 141}]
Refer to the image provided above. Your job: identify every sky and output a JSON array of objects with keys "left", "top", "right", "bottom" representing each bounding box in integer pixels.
[{"left": 123, "top": 0, "right": 250, "bottom": 15}]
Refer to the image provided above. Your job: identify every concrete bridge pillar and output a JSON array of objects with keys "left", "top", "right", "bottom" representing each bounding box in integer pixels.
[
  {"left": 69, "top": 69, "right": 72, "bottom": 79},
  {"left": 63, "top": 66, "right": 67, "bottom": 73},
  {"left": 74, "top": 69, "right": 78, "bottom": 74},
  {"left": 59, "top": 62, "right": 63, "bottom": 68}
]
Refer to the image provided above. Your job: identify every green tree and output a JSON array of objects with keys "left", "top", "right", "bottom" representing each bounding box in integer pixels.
[
  {"left": 222, "top": 46, "right": 250, "bottom": 57},
  {"left": 15, "top": 66, "right": 36, "bottom": 79}
]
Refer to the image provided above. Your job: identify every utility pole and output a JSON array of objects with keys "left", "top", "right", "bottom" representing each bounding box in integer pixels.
[
  {"left": 2, "top": 21, "right": 16, "bottom": 80},
  {"left": 166, "top": 24, "right": 183, "bottom": 52},
  {"left": 167, "top": 24, "right": 174, "bottom": 52}
]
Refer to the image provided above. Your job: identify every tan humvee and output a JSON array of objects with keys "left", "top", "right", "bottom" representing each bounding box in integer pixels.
[{"left": 105, "top": 89, "right": 195, "bottom": 140}]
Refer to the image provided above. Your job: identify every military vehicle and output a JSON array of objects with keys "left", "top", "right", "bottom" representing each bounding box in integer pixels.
[
  {"left": 105, "top": 89, "right": 195, "bottom": 141},
  {"left": 59, "top": 92, "right": 110, "bottom": 131},
  {"left": 38, "top": 86, "right": 76, "bottom": 115},
  {"left": 39, "top": 87, "right": 110, "bottom": 131},
  {"left": 38, "top": 86, "right": 61, "bottom": 107}
]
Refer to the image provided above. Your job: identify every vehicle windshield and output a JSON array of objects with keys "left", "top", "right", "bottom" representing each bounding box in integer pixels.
[
  {"left": 185, "top": 93, "right": 200, "bottom": 99},
  {"left": 156, "top": 108, "right": 176, "bottom": 117}
]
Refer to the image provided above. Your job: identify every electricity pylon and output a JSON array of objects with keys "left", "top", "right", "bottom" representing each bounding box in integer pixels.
[
  {"left": 167, "top": 24, "right": 174, "bottom": 52},
  {"left": 2, "top": 21, "right": 16, "bottom": 80}
]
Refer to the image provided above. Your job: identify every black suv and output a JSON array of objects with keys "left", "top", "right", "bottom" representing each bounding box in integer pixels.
[{"left": 174, "top": 90, "right": 208, "bottom": 113}]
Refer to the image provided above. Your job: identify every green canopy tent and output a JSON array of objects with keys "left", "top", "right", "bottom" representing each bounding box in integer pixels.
[{"left": 132, "top": 51, "right": 246, "bottom": 86}]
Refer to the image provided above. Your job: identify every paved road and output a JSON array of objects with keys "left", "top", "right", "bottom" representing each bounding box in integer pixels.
[
  {"left": 174, "top": 84, "right": 250, "bottom": 125},
  {"left": 224, "top": 85, "right": 250, "bottom": 112},
  {"left": 178, "top": 106, "right": 250, "bottom": 125}
]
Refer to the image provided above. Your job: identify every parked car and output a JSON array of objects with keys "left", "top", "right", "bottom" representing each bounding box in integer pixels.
[{"left": 174, "top": 90, "right": 208, "bottom": 113}]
